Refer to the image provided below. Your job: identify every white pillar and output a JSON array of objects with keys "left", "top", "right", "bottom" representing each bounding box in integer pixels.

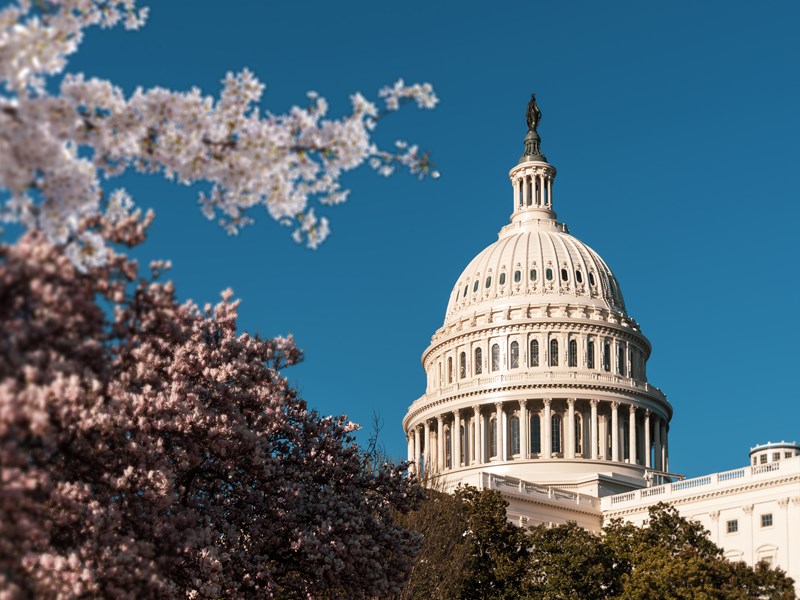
[
  {"left": 543, "top": 399, "right": 552, "bottom": 457},
  {"left": 473, "top": 405, "right": 482, "bottom": 465},
  {"left": 547, "top": 175, "right": 552, "bottom": 207},
  {"left": 520, "top": 400, "right": 528, "bottom": 459},
  {"left": 437, "top": 415, "right": 445, "bottom": 472},
  {"left": 628, "top": 406, "right": 637, "bottom": 464},
  {"left": 663, "top": 423, "right": 669, "bottom": 472},
  {"left": 566, "top": 398, "right": 576, "bottom": 459},
  {"left": 513, "top": 177, "right": 521, "bottom": 207},
  {"left": 644, "top": 410, "right": 651, "bottom": 469},
  {"left": 523, "top": 175, "right": 531, "bottom": 206},
  {"left": 424, "top": 420, "right": 432, "bottom": 474},
  {"left": 407, "top": 433, "right": 414, "bottom": 469},
  {"left": 496, "top": 402, "right": 507, "bottom": 461},
  {"left": 590, "top": 399, "right": 599, "bottom": 460},
  {"left": 413, "top": 426, "right": 421, "bottom": 474},
  {"left": 453, "top": 410, "right": 461, "bottom": 468},
  {"left": 653, "top": 416, "right": 662, "bottom": 471},
  {"left": 479, "top": 410, "right": 486, "bottom": 463},
  {"left": 611, "top": 402, "right": 619, "bottom": 462}
]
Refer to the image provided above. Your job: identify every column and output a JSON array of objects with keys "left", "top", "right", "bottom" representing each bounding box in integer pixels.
[
  {"left": 437, "top": 415, "right": 445, "bottom": 472},
  {"left": 453, "top": 410, "right": 461, "bottom": 468},
  {"left": 566, "top": 398, "right": 576, "bottom": 459},
  {"left": 479, "top": 410, "right": 486, "bottom": 463},
  {"left": 611, "top": 402, "right": 619, "bottom": 462},
  {"left": 513, "top": 176, "right": 521, "bottom": 207},
  {"left": 413, "top": 426, "right": 421, "bottom": 474},
  {"left": 653, "top": 416, "right": 662, "bottom": 470},
  {"left": 663, "top": 424, "right": 669, "bottom": 472},
  {"left": 424, "top": 420, "right": 432, "bottom": 473},
  {"left": 523, "top": 174, "right": 531, "bottom": 206},
  {"left": 520, "top": 400, "right": 529, "bottom": 459},
  {"left": 496, "top": 402, "right": 507, "bottom": 461},
  {"left": 547, "top": 175, "right": 552, "bottom": 207},
  {"left": 590, "top": 400, "right": 599, "bottom": 460},
  {"left": 407, "top": 433, "right": 414, "bottom": 469},
  {"left": 628, "top": 406, "right": 637, "bottom": 465},
  {"left": 644, "top": 410, "right": 651, "bottom": 468},
  {"left": 543, "top": 399, "right": 552, "bottom": 457},
  {"left": 473, "top": 405, "right": 482, "bottom": 465}
]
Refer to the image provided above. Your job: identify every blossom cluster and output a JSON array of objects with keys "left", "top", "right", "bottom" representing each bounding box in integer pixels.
[
  {"left": 0, "top": 217, "right": 422, "bottom": 598},
  {"left": 0, "top": 1, "right": 438, "bottom": 268}
]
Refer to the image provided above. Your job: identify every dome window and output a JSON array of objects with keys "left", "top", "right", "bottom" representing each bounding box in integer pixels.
[
  {"left": 568, "top": 339, "right": 578, "bottom": 367},
  {"left": 491, "top": 344, "right": 500, "bottom": 371},
  {"left": 530, "top": 339, "right": 539, "bottom": 367},
  {"left": 510, "top": 341, "right": 519, "bottom": 369},
  {"left": 560, "top": 268, "right": 569, "bottom": 281},
  {"left": 575, "top": 270, "right": 583, "bottom": 284},
  {"left": 530, "top": 269, "right": 538, "bottom": 281},
  {"left": 499, "top": 273, "right": 506, "bottom": 285},
  {"left": 587, "top": 339, "right": 595, "bottom": 369},
  {"left": 514, "top": 270, "right": 521, "bottom": 283},
  {"left": 463, "top": 285, "right": 468, "bottom": 298},
  {"left": 485, "top": 276, "right": 492, "bottom": 288},
  {"left": 474, "top": 347, "right": 483, "bottom": 375},
  {"left": 473, "top": 280, "right": 479, "bottom": 293},
  {"left": 546, "top": 268, "right": 554, "bottom": 281},
  {"left": 588, "top": 272, "right": 596, "bottom": 286},
  {"left": 549, "top": 339, "right": 559, "bottom": 367},
  {"left": 459, "top": 352, "right": 467, "bottom": 379}
]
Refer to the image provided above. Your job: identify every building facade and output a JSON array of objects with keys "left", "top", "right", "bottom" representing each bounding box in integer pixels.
[{"left": 403, "top": 97, "right": 800, "bottom": 586}]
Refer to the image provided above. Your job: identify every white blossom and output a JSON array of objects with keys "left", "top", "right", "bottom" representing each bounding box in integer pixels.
[{"left": 0, "top": 0, "right": 438, "bottom": 260}]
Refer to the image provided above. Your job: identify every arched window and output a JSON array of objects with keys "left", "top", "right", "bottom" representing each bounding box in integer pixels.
[
  {"left": 530, "top": 268, "right": 538, "bottom": 281},
  {"left": 489, "top": 417, "right": 498, "bottom": 458},
  {"left": 474, "top": 347, "right": 483, "bottom": 375},
  {"left": 575, "top": 270, "right": 583, "bottom": 284},
  {"left": 473, "top": 280, "right": 479, "bottom": 293},
  {"left": 463, "top": 284, "right": 468, "bottom": 298},
  {"left": 618, "top": 344, "right": 626, "bottom": 376},
  {"left": 459, "top": 352, "right": 467, "bottom": 379},
  {"left": 491, "top": 344, "right": 500, "bottom": 371},
  {"left": 546, "top": 268, "right": 554, "bottom": 281},
  {"left": 575, "top": 414, "right": 583, "bottom": 455},
  {"left": 511, "top": 416, "right": 520, "bottom": 455},
  {"left": 514, "top": 270, "right": 521, "bottom": 283},
  {"left": 530, "top": 339, "right": 539, "bottom": 367},
  {"left": 549, "top": 339, "right": 559, "bottom": 367},
  {"left": 587, "top": 339, "right": 595, "bottom": 369},
  {"left": 530, "top": 414, "right": 541, "bottom": 454},
  {"left": 551, "top": 414, "right": 562, "bottom": 454},
  {"left": 445, "top": 428, "right": 452, "bottom": 469},
  {"left": 510, "top": 341, "right": 519, "bottom": 369},
  {"left": 448, "top": 356, "right": 453, "bottom": 383},
  {"left": 499, "top": 273, "right": 506, "bottom": 285},
  {"left": 485, "top": 276, "right": 492, "bottom": 288},
  {"left": 561, "top": 268, "right": 569, "bottom": 281},
  {"left": 589, "top": 272, "right": 596, "bottom": 287},
  {"left": 603, "top": 341, "right": 611, "bottom": 372},
  {"left": 438, "top": 362, "right": 442, "bottom": 385},
  {"left": 568, "top": 339, "right": 578, "bottom": 367}
]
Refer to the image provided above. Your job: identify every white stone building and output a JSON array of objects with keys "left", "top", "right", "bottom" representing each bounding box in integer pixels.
[{"left": 403, "top": 96, "right": 800, "bottom": 586}]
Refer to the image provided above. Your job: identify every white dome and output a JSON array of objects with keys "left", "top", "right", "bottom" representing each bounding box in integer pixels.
[{"left": 444, "top": 216, "right": 626, "bottom": 325}]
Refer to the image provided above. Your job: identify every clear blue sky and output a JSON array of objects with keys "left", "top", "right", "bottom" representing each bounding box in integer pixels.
[{"left": 62, "top": 0, "right": 800, "bottom": 478}]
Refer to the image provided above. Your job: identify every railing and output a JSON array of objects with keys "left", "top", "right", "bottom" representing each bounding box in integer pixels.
[
  {"left": 414, "top": 370, "right": 666, "bottom": 407},
  {"left": 601, "top": 456, "right": 800, "bottom": 511},
  {"left": 482, "top": 473, "right": 600, "bottom": 510}
]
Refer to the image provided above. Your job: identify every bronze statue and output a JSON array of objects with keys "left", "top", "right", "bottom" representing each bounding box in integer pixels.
[{"left": 526, "top": 94, "right": 541, "bottom": 132}]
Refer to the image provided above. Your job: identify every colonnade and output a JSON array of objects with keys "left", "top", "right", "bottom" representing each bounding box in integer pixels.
[
  {"left": 407, "top": 398, "right": 669, "bottom": 477},
  {"left": 513, "top": 168, "right": 553, "bottom": 210}
]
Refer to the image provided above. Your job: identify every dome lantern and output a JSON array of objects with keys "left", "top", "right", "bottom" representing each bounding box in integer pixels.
[{"left": 510, "top": 94, "right": 558, "bottom": 223}]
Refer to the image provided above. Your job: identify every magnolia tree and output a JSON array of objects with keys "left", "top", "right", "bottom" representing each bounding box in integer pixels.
[
  {"left": 0, "top": 0, "right": 438, "bottom": 269},
  {"left": 0, "top": 217, "right": 422, "bottom": 598}
]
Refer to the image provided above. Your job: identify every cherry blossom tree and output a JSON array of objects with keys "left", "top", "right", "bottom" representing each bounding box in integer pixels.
[
  {"left": 0, "top": 0, "right": 438, "bottom": 270},
  {"left": 0, "top": 216, "right": 422, "bottom": 598}
]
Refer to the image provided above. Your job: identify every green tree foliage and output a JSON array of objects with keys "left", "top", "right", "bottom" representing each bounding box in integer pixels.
[
  {"left": 396, "top": 486, "right": 529, "bottom": 600},
  {"left": 399, "top": 498, "right": 796, "bottom": 600}
]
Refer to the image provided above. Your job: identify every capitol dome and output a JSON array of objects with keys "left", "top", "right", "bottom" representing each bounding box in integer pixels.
[{"left": 404, "top": 95, "right": 673, "bottom": 497}]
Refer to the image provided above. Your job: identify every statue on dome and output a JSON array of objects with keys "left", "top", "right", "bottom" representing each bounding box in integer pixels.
[{"left": 526, "top": 94, "right": 542, "bottom": 132}]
